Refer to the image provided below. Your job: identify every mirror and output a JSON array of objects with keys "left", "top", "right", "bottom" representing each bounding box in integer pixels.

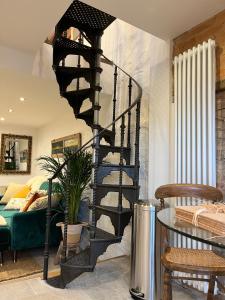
[{"left": 0, "top": 134, "right": 32, "bottom": 174}]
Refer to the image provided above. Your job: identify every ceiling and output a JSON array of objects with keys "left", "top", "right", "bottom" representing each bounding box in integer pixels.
[
  {"left": 0, "top": 0, "right": 71, "bottom": 53},
  {"left": 0, "top": 69, "right": 73, "bottom": 128},
  {"left": 0, "top": 0, "right": 225, "bottom": 54},
  {"left": 82, "top": 0, "right": 225, "bottom": 39},
  {"left": 1, "top": 0, "right": 225, "bottom": 128}
]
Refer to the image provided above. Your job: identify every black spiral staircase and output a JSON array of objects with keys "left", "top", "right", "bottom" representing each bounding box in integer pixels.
[{"left": 43, "top": 0, "right": 142, "bottom": 288}]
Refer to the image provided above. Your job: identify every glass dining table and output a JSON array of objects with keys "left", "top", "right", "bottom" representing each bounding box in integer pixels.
[{"left": 157, "top": 207, "right": 225, "bottom": 250}]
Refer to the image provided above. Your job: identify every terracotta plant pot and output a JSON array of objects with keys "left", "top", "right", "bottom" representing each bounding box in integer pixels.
[{"left": 57, "top": 222, "right": 83, "bottom": 246}]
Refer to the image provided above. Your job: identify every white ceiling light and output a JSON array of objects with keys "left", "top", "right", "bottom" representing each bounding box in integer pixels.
[
  {"left": 0, "top": 117, "right": 5, "bottom": 121},
  {"left": 8, "top": 108, "right": 13, "bottom": 113},
  {"left": 20, "top": 97, "right": 25, "bottom": 102}
]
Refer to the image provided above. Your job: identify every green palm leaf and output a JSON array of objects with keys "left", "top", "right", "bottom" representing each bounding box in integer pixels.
[{"left": 37, "top": 150, "right": 92, "bottom": 224}]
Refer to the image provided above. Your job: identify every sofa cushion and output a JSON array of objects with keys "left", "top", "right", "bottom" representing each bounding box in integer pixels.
[
  {"left": 0, "top": 210, "right": 18, "bottom": 227},
  {"left": 26, "top": 176, "right": 46, "bottom": 192},
  {"left": 0, "top": 183, "right": 25, "bottom": 204},
  {"left": 0, "top": 186, "right": 7, "bottom": 197},
  {"left": 0, "top": 216, "right": 7, "bottom": 226},
  {"left": 13, "top": 185, "right": 31, "bottom": 198},
  {"left": 20, "top": 192, "right": 44, "bottom": 212},
  {"left": 27, "top": 194, "right": 60, "bottom": 211},
  {"left": 4, "top": 198, "right": 27, "bottom": 210}
]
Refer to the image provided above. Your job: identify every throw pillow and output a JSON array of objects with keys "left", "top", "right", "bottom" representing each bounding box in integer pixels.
[
  {"left": 0, "top": 216, "right": 7, "bottom": 226},
  {"left": 20, "top": 191, "right": 46, "bottom": 212},
  {"left": 0, "top": 186, "right": 7, "bottom": 196},
  {"left": 27, "top": 193, "right": 60, "bottom": 211},
  {"left": 0, "top": 183, "right": 25, "bottom": 204},
  {"left": 4, "top": 198, "right": 28, "bottom": 210},
  {"left": 13, "top": 185, "right": 31, "bottom": 198},
  {"left": 26, "top": 176, "right": 46, "bottom": 192}
]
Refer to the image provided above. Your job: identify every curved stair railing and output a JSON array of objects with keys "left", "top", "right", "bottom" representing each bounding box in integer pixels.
[{"left": 43, "top": 0, "right": 142, "bottom": 288}]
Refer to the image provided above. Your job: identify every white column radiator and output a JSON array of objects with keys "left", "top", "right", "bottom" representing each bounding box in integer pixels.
[{"left": 173, "top": 39, "right": 216, "bottom": 292}]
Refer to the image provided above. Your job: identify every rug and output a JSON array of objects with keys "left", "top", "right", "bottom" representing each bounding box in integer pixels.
[{"left": 0, "top": 251, "right": 42, "bottom": 282}]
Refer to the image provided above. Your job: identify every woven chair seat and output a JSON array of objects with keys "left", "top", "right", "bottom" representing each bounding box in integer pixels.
[{"left": 162, "top": 247, "right": 225, "bottom": 275}]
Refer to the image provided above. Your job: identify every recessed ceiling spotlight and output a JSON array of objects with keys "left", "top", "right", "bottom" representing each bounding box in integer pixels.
[
  {"left": 20, "top": 97, "right": 25, "bottom": 102},
  {"left": 8, "top": 108, "right": 13, "bottom": 113},
  {"left": 0, "top": 117, "right": 5, "bottom": 121}
]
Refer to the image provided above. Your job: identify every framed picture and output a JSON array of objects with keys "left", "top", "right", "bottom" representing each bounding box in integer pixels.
[{"left": 51, "top": 133, "right": 81, "bottom": 158}]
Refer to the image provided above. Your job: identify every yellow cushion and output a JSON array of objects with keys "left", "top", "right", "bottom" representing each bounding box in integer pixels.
[
  {"left": 13, "top": 185, "right": 31, "bottom": 198},
  {"left": 0, "top": 183, "right": 25, "bottom": 204}
]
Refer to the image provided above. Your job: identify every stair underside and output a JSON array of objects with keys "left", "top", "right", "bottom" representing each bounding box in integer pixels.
[
  {"left": 53, "top": 36, "right": 97, "bottom": 66},
  {"left": 98, "top": 145, "right": 131, "bottom": 165},
  {"left": 95, "top": 183, "right": 137, "bottom": 190},
  {"left": 96, "top": 164, "right": 136, "bottom": 184},
  {"left": 95, "top": 205, "right": 132, "bottom": 216},
  {"left": 63, "top": 87, "right": 93, "bottom": 111},
  {"left": 94, "top": 183, "right": 139, "bottom": 206},
  {"left": 55, "top": 66, "right": 95, "bottom": 92},
  {"left": 95, "top": 205, "right": 133, "bottom": 236}
]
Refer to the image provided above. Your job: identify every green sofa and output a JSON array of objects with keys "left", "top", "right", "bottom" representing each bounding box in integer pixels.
[
  {"left": 0, "top": 182, "right": 63, "bottom": 263},
  {"left": 7, "top": 206, "right": 62, "bottom": 250}
]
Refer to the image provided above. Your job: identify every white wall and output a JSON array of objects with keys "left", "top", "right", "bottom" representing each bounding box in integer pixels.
[
  {"left": 35, "top": 93, "right": 112, "bottom": 172},
  {"left": 0, "top": 124, "right": 38, "bottom": 185},
  {"left": 35, "top": 106, "right": 92, "bottom": 175},
  {"left": 148, "top": 37, "right": 171, "bottom": 197}
]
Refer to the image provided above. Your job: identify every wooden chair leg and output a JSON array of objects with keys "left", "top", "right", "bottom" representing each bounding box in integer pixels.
[
  {"left": 207, "top": 276, "right": 216, "bottom": 300},
  {"left": 163, "top": 268, "right": 172, "bottom": 300}
]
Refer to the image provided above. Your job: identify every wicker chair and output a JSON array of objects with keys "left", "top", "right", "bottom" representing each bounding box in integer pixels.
[{"left": 155, "top": 183, "right": 225, "bottom": 300}]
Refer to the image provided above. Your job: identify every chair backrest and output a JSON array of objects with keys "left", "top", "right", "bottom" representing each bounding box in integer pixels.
[{"left": 155, "top": 184, "right": 223, "bottom": 209}]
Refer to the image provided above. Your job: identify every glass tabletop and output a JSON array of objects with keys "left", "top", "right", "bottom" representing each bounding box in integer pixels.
[{"left": 157, "top": 208, "right": 225, "bottom": 249}]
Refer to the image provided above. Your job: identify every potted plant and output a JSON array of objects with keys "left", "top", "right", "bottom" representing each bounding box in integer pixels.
[{"left": 37, "top": 150, "right": 92, "bottom": 246}]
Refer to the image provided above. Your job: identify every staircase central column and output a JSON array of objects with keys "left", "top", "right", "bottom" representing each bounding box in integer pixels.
[{"left": 91, "top": 33, "right": 102, "bottom": 231}]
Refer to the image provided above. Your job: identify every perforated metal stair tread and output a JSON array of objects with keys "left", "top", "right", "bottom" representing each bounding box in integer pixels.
[
  {"left": 55, "top": 66, "right": 94, "bottom": 76},
  {"left": 78, "top": 108, "right": 94, "bottom": 117},
  {"left": 95, "top": 183, "right": 137, "bottom": 189},
  {"left": 99, "top": 163, "right": 135, "bottom": 168},
  {"left": 62, "top": 88, "right": 93, "bottom": 98},
  {"left": 62, "top": 248, "right": 92, "bottom": 268},
  {"left": 54, "top": 36, "right": 92, "bottom": 51},
  {"left": 95, "top": 205, "right": 132, "bottom": 214},
  {"left": 57, "top": 0, "right": 116, "bottom": 34},
  {"left": 99, "top": 145, "right": 131, "bottom": 151},
  {"left": 88, "top": 226, "right": 121, "bottom": 243},
  {"left": 53, "top": 36, "right": 98, "bottom": 66}
]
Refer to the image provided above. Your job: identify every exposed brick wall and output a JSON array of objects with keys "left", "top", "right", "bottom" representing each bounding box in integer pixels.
[{"left": 173, "top": 9, "right": 225, "bottom": 90}]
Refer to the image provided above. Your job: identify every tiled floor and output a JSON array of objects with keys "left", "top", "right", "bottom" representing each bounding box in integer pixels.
[{"left": 0, "top": 255, "right": 210, "bottom": 300}]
